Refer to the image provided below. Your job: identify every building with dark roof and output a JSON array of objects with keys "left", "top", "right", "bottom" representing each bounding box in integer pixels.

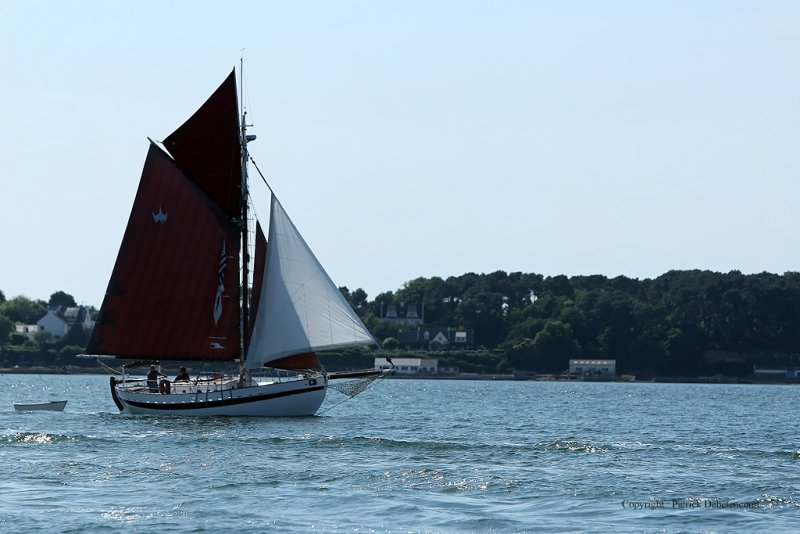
[{"left": 397, "top": 327, "right": 474, "bottom": 350}]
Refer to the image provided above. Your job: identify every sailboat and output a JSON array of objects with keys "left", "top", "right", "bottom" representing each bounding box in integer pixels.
[{"left": 83, "top": 68, "right": 386, "bottom": 416}]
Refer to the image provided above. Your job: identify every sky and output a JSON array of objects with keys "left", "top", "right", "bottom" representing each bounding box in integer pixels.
[{"left": 1, "top": 1, "right": 799, "bottom": 307}]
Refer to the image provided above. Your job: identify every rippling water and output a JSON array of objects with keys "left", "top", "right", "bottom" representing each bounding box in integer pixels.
[{"left": 1, "top": 374, "right": 798, "bottom": 532}]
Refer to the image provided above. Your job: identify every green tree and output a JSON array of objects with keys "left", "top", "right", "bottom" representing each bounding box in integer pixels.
[
  {"left": 33, "top": 330, "right": 54, "bottom": 350},
  {"left": 530, "top": 320, "right": 580, "bottom": 372},
  {"left": 48, "top": 291, "right": 77, "bottom": 309},
  {"left": 370, "top": 291, "right": 395, "bottom": 318},
  {"left": 503, "top": 317, "right": 545, "bottom": 348},
  {"left": 542, "top": 275, "right": 574, "bottom": 298},
  {"left": 0, "top": 296, "right": 47, "bottom": 324},
  {"left": 64, "top": 324, "right": 89, "bottom": 347},
  {"left": 507, "top": 320, "right": 580, "bottom": 372},
  {"left": 455, "top": 287, "right": 507, "bottom": 347},
  {"left": 339, "top": 286, "right": 369, "bottom": 314},
  {"left": 0, "top": 314, "right": 12, "bottom": 346},
  {"left": 663, "top": 326, "right": 703, "bottom": 375},
  {"left": 394, "top": 277, "right": 435, "bottom": 303},
  {"left": 394, "top": 276, "right": 449, "bottom": 324},
  {"left": 506, "top": 338, "right": 536, "bottom": 371}
]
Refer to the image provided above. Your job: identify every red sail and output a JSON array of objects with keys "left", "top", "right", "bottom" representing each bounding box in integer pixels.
[
  {"left": 247, "top": 222, "right": 267, "bottom": 347},
  {"left": 269, "top": 352, "right": 323, "bottom": 371},
  {"left": 163, "top": 71, "right": 242, "bottom": 218},
  {"left": 86, "top": 144, "right": 241, "bottom": 361}
]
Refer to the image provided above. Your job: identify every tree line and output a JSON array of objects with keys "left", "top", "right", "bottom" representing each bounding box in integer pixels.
[
  {"left": 341, "top": 270, "right": 800, "bottom": 377},
  {"left": 0, "top": 290, "right": 96, "bottom": 368},
  {"left": 4, "top": 269, "right": 800, "bottom": 376}
]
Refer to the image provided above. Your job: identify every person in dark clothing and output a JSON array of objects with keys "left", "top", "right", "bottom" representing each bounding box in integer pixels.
[
  {"left": 147, "top": 365, "right": 160, "bottom": 392},
  {"left": 175, "top": 367, "right": 190, "bottom": 382}
]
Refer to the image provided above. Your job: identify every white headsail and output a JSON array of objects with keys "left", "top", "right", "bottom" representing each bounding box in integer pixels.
[{"left": 245, "top": 194, "right": 376, "bottom": 369}]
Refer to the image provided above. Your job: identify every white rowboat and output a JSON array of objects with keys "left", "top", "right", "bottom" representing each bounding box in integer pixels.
[{"left": 13, "top": 400, "right": 68, "bottom": 412}]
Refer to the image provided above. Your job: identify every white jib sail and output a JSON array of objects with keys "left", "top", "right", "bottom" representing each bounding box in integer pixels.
[{"left": 245, "top": 194, "right": 376, "bottom": 370}]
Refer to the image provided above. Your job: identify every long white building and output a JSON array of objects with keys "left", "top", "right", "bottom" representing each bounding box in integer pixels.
[
  {"left": 568, "top": 359, "right": 616, "bottom": 377},
  {"left": 374, "top": 357, "right": 438, "bottom": 375}
]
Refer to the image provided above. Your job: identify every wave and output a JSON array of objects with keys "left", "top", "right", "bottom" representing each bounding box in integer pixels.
[{"left": 1, "top": 432, "right": 78, "bottom": 445}]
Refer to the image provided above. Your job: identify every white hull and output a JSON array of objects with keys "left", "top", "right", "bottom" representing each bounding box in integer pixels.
[
  {"left": 110, "top": 375, "right": 327, "bottom": 416},
  {"left": 14, "top": 400, "right": 67, "bottom": 412}
]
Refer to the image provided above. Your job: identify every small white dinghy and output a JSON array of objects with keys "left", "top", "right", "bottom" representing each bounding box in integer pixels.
[{"left": 13, "top": 400, "right": 67, "bottom": 412}]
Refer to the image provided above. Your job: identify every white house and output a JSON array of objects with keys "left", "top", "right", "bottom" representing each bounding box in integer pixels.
[
  {"left": 36, "top": 306, "right": 95, "bottom": 340},
  {"left": 569, "top": 359, "right": 616, "bottom": 377},
  {"left": 374, "top": 357, "right": 439, "bottom": 375},
  {"left": 37, "top": 310, "right": 69, "bottom": 338},
  {"left": 380, "top": 302, "right": 424, "bottom": 326},
  {"left": 397, "top": 327, "right": 474, "bottom": 350},
  {"left": 14, "top": 323, "right": 39, "bottom": 340}
]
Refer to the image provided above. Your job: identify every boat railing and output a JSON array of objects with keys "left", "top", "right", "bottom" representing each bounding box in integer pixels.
[
  {"left": 249, "top": 367, "right": 320, "bottom": 386},
  {"left": 118, "top": 375, "right": 242, "bottom": 395},
  {"left": 117, "top": 369, "right": 318, "bottom": 394}
]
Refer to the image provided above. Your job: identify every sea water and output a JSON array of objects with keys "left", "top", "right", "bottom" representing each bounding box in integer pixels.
[{"left": 0, "top": 374, "right": 798, "bottom": 532}]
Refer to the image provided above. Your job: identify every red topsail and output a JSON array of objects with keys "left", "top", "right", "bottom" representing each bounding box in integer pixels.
[{"left": 164, "top": 71, "right": 242, "bottom": 219}]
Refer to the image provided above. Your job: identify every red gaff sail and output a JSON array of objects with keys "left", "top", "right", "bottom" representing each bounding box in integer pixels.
[
  {"left": 86, "top": 143, "right": 242, "bottom": 361},
  {"left": 87, "top": 72, "right": 244, "bottom": 362}
]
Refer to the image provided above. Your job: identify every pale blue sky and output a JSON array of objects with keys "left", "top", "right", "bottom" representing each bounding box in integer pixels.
[{"left": 1, "top": 1, "right": 799, "bottom": 307}]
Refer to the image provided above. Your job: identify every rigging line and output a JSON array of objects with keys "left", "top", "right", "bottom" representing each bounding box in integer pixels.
[
  {"left": 249, "top": 155, "right": 273, "bottom": 194},
  {"left": 97, "top": 358, "right": 124, "bottom": 376},
  {"left": 317, "top": 393, "right": 353, "bottom": 415},
  {"left": 246, "top": 191, "right": 261, "bottom": 222}
]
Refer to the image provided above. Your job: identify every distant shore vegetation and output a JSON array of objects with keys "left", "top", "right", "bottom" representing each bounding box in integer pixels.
[{"left": 2, "top": 269, "right": 800, "bottom": 378}]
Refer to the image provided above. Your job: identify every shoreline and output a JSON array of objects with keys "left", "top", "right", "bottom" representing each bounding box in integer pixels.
[{"left": 2, "top": 366, "right": 799, "bottom": 385}]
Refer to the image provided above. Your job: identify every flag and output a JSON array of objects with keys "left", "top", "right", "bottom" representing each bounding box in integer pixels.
[{"left": 213, "top": 241, "right": 227, "bottom": 325}]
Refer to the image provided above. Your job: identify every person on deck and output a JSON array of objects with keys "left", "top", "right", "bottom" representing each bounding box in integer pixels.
[
  {"left": 175, "top": 367, "right": 190, "bottom": 382},
  {"left": 147, "top": 365, "right": 161, "bottom": 393}
]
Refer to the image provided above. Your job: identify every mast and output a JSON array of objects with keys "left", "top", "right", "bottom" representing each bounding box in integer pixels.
[{"left": 239, "top": 58, "right": 251, "bottom": 364}]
